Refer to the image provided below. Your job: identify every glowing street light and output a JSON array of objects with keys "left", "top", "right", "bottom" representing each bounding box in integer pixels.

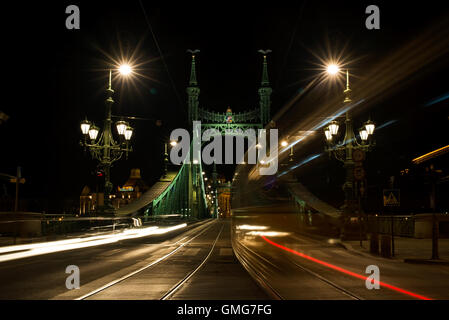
[
  {"left": 281, "top": 140, "right": 288, "bottom": 147},
  {"left": 116, "top": 120, "right": 128, "bottom": 136},
  {"left": 324, "top": 128, "right": 332, "bottom": 141},
  {"left": 80, "top": 119, "right": 91, "bottom": 135},
  {"left": 322, "top": 68, "right": 376, "bottom": 240},
  {"left": 359, "top": 128, "right": 369, "bottom": 141},
  {"left": 118, "top": 64, "right": 132, "bottom": 76},
  {"left": 124, "top": 126, "right": 133, "bottom": 141},
  {"left": 365, "top": 120, "right": 376, "bottom": 136},
  {"left": 79, "top": 66, "right": 134, "bottom": 214},
  {"left": 328, "top": 121, "right": 340, "bottom": 135},
  {"left": 327, "top": 64, "right": 340, "bottom": 76},
  {"left": 88, "top": 125, "right": 100, "bottom": 141}
]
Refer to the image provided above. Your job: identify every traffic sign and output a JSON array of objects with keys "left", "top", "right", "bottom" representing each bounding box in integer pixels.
[{"left": 383, "top": 189, "right": 400, "bottom": 207}]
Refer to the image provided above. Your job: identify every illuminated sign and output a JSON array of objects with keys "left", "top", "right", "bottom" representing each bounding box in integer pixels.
[{"left": 119, "top": 186, "right": 134, "bottom": 192}]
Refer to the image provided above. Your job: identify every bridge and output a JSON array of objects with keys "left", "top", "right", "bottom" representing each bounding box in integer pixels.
[
  {"left": 1, "top": 51, "right": 448, "bottom": 302},
  {"left": 114, "top": 51, "right": 342, "bottom": 225}
]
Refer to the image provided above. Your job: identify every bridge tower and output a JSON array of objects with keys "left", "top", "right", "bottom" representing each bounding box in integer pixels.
[
  {"left": 185, "top": 50, "right": 273, "bottom": 218},
  {"left": 187, "top": 50, "right": 200, "bottom": 124},
  {"left": 187, "top": 50, "right": 205, "bottom": 219},
  {"left": 258, "top": 50, "right": 273, "bottom": 126}
]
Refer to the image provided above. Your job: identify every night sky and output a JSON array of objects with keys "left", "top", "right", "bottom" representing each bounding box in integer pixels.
[{"left": 1, "top": 2, "right": 448, "bottom": 213}]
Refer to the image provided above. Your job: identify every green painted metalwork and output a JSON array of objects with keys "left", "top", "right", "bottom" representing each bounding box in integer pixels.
[
  {"left": 80, "top": 70, "right": 133, "bottom": 214},
  {"left": 201, "top": 124, "right": 263, "bottom": 136},
  {"left": 142, "top": 51, "right": 273, "bottom": 220},
  {"left": 187, "top": 50, "right": 200, "bottom": 124},
  {"left": 258, "top": 50, "right": 272, "bottom": 127},
  {"left": 145, "top": 142, "right": 208, "bottom": 220},
  {"left": 198, "top": 108, "right": 260, "bottom": 123},
  {"left": 188, "top": 50, "right": 272, "bottom": 130}
]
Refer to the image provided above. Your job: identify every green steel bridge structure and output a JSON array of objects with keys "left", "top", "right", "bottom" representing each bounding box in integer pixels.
[{"left": 116, "top": 50, "right": 273, "bottom": 219}]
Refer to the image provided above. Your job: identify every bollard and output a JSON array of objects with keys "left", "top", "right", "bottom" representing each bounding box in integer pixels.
[
  {"left": 370, "top": 233, "right": 379, "bottom": 254},
  {"left": 380, "top": 235, "right": 392, "bottom": 258}
]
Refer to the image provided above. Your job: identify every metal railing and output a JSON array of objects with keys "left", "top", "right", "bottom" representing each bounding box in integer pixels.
[
  {"left": 0, "top": 215, "right": 135, "bottom": 238},
  {"left": 366, "top": 215, "right": 415, "bottom": 237}
]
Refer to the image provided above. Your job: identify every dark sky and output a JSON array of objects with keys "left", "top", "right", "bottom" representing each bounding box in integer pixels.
[{"left": 1, "top": 2, "right": 448, "bottom": 212}]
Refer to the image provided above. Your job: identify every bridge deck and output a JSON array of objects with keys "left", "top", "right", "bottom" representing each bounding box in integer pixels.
[
  {"left": 166, "top": 220, "right": 270, "bottom": 300},
  {"left": 82, "top": 220, "right": 269, "bottom": 300}
]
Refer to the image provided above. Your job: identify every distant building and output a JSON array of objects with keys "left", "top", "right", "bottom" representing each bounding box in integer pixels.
[
  {"left": 216, "top": 176, "right": 232, "bottom": 218},
  {"left": 79, "top": 185, "right": 102, "bottom": 215},
  {"left": 113, "top": 168, "right": 149, "bottom": 208},
  {"left": 79, "top": 168, "right": 149, "bottom": 215}
]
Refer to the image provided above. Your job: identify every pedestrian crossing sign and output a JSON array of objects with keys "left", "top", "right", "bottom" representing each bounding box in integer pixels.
[{"left": 383, "top": 189, "right": 400, "bottom": 207}]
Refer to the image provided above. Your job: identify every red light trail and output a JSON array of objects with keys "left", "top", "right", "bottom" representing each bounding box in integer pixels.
[{"left": 261, "top": 236, "right": 432, "bottom": 300}]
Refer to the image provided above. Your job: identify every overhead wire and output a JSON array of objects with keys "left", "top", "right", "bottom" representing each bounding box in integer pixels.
[{"left": 138, "top": 2, "right": 186, "bottom": 116}]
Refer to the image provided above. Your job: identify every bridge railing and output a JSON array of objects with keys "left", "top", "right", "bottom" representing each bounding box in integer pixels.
[
  {"left": 366, "top": 215, "right": 415, "bottom": 238},
  {"left": 150, "top": 142, "right": 209, "bottom": 219},
  {"left": 0, "top": 215, "right": 136, "bottom": 239}
]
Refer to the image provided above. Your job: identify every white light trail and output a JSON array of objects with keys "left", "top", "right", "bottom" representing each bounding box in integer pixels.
[
  {"left": 236, "top": 225, "right": 269, "bottom": 231},
  {"left": 246, "top": 231, "right": 290, "bottom": 237},
  {"left": 0, "top": 223, "right": 187, "bottom": 263}
]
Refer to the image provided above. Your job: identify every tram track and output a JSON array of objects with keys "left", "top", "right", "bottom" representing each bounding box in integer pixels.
[
  {"left": 76, "top": 220, "right": 225, "bottom": 300},
  {"left": 233, "top": 236, "right": 363, "bottom": 300},
  {"left": 76, "top": 219, "right": 218, "bottom": 300}
]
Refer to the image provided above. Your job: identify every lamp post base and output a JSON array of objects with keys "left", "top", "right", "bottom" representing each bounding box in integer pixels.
[{"left": 340, "top": 200, "right": 367, "bottom": 241}]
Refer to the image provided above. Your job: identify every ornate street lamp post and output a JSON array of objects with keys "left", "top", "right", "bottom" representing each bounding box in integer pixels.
[
  {"left": 163, "top": 140, "right": 178, "bottom": 178},
  {"left": 324, "top": 70, "right": 376, "bottom": 239},
  {"left": 80, "top": 66, "right": 134, "bottom": 215}
]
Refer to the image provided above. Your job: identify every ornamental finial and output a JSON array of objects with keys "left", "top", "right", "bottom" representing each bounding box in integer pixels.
[
  {"left": 187, "top": 49, "right": 200, "bottom": 86},
  {"left": 258, "top": 49, "right": 272, "bottom": 87},
  {"left": 344, "top": 70, "right": 352, "bottom": 104}
]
